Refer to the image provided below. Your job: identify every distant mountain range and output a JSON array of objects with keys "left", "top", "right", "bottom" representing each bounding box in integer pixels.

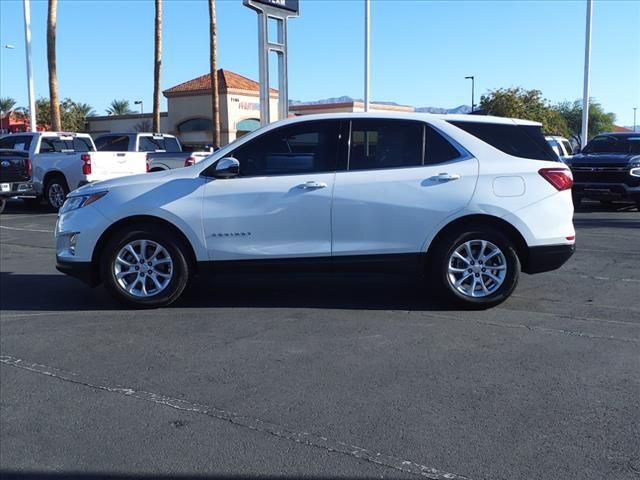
[{"left": 289, "top": 96, "right": 471, "bottom": 114}]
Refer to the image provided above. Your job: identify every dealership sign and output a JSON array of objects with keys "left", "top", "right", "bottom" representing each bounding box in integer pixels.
[{"left": 246, "top": 0, "right": 299, "bottom": 14}]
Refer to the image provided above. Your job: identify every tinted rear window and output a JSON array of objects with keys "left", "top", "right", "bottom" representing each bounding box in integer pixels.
[
  {"left": 138, "top": 136, "right": 181, "bottom": 152},
  {"left": 449, "top": 121, "right": 558, "bottom": 161},
  {"left": 39, "top": 137, "right": 94, "bottom": 153}
]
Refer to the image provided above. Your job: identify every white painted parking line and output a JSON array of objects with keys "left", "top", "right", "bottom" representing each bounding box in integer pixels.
[
  {"left": 0, "top": 225, "right": 54, "bottom": 233},
  {"left": 0, "top": 354, "right": 472, "bottom": 480},
  {"left": 0, "top": 214, "right": 57, "bottom": 220}
]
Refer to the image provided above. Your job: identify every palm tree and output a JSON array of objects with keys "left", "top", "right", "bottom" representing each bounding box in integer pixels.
[
  {"left": 106, "top": 99, "right": 134, "bottom": 116},
  {"left": 0, "top": 97, "right": 17, "bottom": 117},
  {"left": 152, "top": 0, "right": 162, "bottom": 132},
  {"left": 73, "top": 102, "right": 96, "bottom": 119},
  {"left": 47, "top": 0, "right": 61, "bottom": 131},
  {"left": 208, "top": 0, "right": 220, "bottom": 147}
]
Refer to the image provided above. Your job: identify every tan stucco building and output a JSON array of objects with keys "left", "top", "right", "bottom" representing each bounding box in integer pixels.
[{"left": 87, "top": 69, "right": 415, "bottom": 147}]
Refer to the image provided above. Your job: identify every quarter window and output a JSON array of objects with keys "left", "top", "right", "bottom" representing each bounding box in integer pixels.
[
  {"left": 426, "top": 126, "right": 462, "bottom": 164},
  {"left": 230, "top": 121, "right": 340, "bottom": 176},
  {"left": 348, "top": 120, "right": 423, "bottom": 170}
]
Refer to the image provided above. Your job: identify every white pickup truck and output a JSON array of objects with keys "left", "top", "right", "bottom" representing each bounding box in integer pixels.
[{"left": 0, "top": 132, "right": 147, "bottom": 210}]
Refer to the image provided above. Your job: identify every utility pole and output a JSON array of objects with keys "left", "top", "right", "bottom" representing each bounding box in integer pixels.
[
  {"left": 581, "top": 0, "right": 593, "bottom": 148},
  {"left": 634, "top": 107, "right": 637, "bottom": 132}
]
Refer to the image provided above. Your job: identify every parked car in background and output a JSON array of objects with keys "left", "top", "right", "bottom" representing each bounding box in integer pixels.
[
  {"left": 0, "top": 132, "right": 147, "bottom": 210},
  {"left": 56, "top": 113, "right": 575, "bottom": 309},
  {"left": 0, "top": 149, "right": 36, "bottom": 213},
  {"left": 94, "top": 132, "right": 212, "bottom": 171},
  {"left": 545, "top": 135, "right": 575, "bottom": 163},
  {"left": 566, "top": 132, "right": 640, "bottom": 209}
]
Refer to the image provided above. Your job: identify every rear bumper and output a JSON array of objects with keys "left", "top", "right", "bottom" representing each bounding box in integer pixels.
[
  {"left": 0, "top": 182, "right": 36, "bottom": 198},
  {"left": 56, "top": 257, "right": 99, "bottom": 287},
  {"left": 523, "top": 244, "right": 575, "bottom": 274}
]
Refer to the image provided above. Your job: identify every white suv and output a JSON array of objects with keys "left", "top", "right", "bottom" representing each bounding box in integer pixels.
[{"left": 55, "top": 113, "right": 575, "bottom": 309}]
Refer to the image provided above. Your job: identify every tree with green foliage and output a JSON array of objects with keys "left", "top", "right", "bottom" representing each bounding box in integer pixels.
[
  {"left": 553, "top": 99, "right": 616, "bottom": 145},
  {"left": 36, "top": 97, "right": 96, "bottom": 131},
  {"left": 479, "top": 87, "right": 569, "bottom": 136},
  {"left": 106, "top": 99, "right": 134, "bottom": 116},
  {"left": 0, "top": 97, "right": 17, "bottom": 116}
]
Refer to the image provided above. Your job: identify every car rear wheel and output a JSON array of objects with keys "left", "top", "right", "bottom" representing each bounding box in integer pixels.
[
  {"left": 430, "top": 225, "right": 520, "bottom": 309},
  {"left": 101, "top": 225, "right": 190, "bottom": 308},
  {"left": 45, "top": 175, "right": 69, "bottom": 211}
]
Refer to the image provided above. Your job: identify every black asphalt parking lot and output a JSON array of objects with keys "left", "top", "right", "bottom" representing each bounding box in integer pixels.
[{"left": 1, "top": 199, "right": 639, "bottom": 480}]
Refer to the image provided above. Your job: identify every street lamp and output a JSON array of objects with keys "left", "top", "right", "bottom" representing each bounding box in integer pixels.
[
  {"left": 134, "top": 100, "right": 143, "bottom": 114},
  {"left": 2, "top": 44, "right": 15, "bottom": 49},
  {"left": 465, "top": 75, "right": 475, "bottom": 113}
]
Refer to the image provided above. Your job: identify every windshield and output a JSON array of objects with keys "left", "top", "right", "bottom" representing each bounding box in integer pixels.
[{"left": 582, "top": 135, "right": 640, "bottom": 154}]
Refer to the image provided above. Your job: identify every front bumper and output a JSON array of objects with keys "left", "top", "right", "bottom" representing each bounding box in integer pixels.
[
  {"left": 56, "top": 257, "right": 99, "bottom": 286},
  {"left": 573, "top": 182, "right": 640, "bottom": 201},
  {"left": 524, "top": 244, "right": 575, "bottom": 274}
]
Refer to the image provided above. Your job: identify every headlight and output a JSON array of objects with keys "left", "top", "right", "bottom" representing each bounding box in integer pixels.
[{"left": 60, "top": 191, "right": 108, "bottom": 214}]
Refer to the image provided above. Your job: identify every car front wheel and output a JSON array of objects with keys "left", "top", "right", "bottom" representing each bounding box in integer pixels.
[
  {"left": 431, "top": 225, "right": 520, "bottom": 309},
  {"left": 101, "top": 225, "right": 190, "bottom": 308}
]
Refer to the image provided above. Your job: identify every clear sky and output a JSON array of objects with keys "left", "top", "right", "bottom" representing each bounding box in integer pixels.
[{"left": 1, "top": 0, "right": 639, "bottom": 126}]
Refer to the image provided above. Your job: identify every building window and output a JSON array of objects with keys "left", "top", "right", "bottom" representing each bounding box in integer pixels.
[
  {"left": 177, "top": 118, "right": 212, "bottom": 134},
  {"left": 236, "top": 118, "right": 260, "bottom": 138}
]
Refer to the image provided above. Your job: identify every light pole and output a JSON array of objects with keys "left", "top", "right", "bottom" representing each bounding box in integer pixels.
[
  {"left": 23, "top": 0, "right": 36, "bottom": 131},
  {"left": 134, "top": 100, "right": 143, "bottom": 114},
  {"left": 364, "top": 0, "right": 370, "bottom": 112},
  {"left": 634, "top": 107, "right": 637, "bottom": 132},
  {"left": 1, "top": 45, "right": 16, "bottom": 131},
  {"left": 581, "top": 0, "right": 593, "bottom": 149},
  {"left": 465, "top": 76, "right": 475, "bottom": 113}
]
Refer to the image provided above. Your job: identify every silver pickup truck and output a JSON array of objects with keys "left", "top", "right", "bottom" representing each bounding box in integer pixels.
[{"left": 94, "top": 133, "right": 212, "bottom": 171}]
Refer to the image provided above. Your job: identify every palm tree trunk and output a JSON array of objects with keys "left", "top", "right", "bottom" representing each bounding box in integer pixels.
[
  {"left": 152, "top": 0, "right": 162, "bottom": 133},
  {"left": 47, "top": 0, "right": 61, "bottom": 131},
  {"left": 208, "top": 0, "right": 220, "bottom": 147}
]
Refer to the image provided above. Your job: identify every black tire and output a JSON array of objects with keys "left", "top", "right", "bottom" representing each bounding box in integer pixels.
[
  {"left": 0, "top": 197, "right": 6, "bottom": 214},
  {"left": 101, "top": 224, "right": 190, "bottom": 308},
  {"left": 429, "top": 224, "right": 520, "bottom": 309},
  {"left": 44, "top": 175, "right": 69, "bottom": 211}
]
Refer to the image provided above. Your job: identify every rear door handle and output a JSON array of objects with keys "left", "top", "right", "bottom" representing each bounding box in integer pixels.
[
  {"left": 298, "top": 181, "right": 327, "bottom": 190},
  {"left": 428, "top": 173, "right": 461, "bottom": 182}
]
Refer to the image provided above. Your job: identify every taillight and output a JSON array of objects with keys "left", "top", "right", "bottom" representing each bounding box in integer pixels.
[
  {"left": 184, "top": 156, "right": 196, "bottom": 167},
  {"left": 26, "top": 158, "right": 32, "bottom": 177},
  {"left": 146, "top": 159, "right": 150, "bottom": 172},
  {"left": 81, "top": 153, "right": 92, "bottom": 175},
  {"left": 539, "top": 168, "right": 573, "bottom": 191}
]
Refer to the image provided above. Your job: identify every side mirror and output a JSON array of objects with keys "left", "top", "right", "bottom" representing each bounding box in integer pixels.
[{"left": 214, "top": 157, "right": 240, "bottom": 179}]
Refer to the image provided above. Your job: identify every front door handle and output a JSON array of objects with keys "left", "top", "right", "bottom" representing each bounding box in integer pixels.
[
  {"left": 428, "top": 173, "right": 461, "bottom": 182},
  {"left": 297, "top": 181, "right": 327, "bottom": 190}
]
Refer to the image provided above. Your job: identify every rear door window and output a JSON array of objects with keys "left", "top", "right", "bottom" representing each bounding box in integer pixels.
[
  {"left": 348, "top": 119, "right": 423, "bottom": 170},
  {"left": 450, "top": 121, "right": 558, "bottom": 161}
]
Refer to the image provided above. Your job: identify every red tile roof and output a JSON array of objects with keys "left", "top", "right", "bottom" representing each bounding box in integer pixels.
[
  {"left": 163, "top": 69, "right": 277, "bottom": 97},
  {"left": 613, "top": 125, "right": 633, "bottom": 133}
]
